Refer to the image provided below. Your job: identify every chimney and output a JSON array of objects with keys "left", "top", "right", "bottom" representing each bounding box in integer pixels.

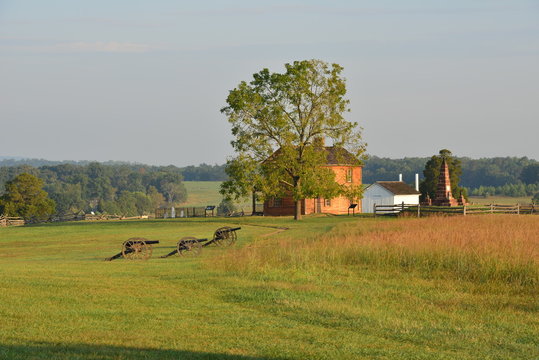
[
  {"left": 399, "top": 173, "right": 403, "bottom": 182},
  {"left": 415, "top": 173, "right": 419, "bottom": 191}
]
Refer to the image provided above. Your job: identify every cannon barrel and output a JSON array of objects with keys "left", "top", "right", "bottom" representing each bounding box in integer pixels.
[
  {"left": 180, "top": 238, "right": 208, "bottom": 244},
  {"left": 126, "top": 240, "right": 159, "bottom": 246}
]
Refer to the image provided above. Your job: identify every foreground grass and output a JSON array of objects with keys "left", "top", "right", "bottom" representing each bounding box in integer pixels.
[
  {"left": 1, "top": 216, "right": 538, "bottom": 359},
  {"left": 218, "top": 216, "right": 539, "bottom": 287}
]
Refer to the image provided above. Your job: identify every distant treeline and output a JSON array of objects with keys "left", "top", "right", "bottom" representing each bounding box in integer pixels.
[
  {"left": 362, "top": 156, "right": 538, "bottom": 192},
  {"left": 1, "top": 156, "right": 538, "bottom": 206},
  {"left": 0, "top": 163, "right": 188, "bottom": 216}
]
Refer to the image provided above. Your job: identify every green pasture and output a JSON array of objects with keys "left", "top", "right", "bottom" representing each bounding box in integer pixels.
[
  {"left": 468, "top": 195, "right": 534, "bottom": 205},
  {"left": 181, "top": 181, "right": 252, "bottom": 210},
  {"left": 0, "top": 216, "right": 537, "bottom": 359}
]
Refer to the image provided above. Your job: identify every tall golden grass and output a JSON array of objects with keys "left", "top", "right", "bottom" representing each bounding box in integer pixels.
[{"left": 213, "top": 215, "right": 539, "bottom": 287}]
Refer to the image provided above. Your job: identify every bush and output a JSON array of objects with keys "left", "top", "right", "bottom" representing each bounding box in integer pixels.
[{"left": 217, "top": 198, "right": 236, "bottom": 216}]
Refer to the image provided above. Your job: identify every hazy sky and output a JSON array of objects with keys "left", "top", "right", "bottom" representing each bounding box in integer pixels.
[{"left": 1, "top": 0, "right": 538, "bottom": 166}]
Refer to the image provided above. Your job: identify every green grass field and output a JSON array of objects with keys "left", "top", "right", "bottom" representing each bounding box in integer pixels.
[
  {"left": 1, "top": 215, "right": 537, "bottom": 359},
  {"left": 468, "top": 195, "right": 534, "bottom": 205},
  {"left": 181, "top": 181, "right": 252, "bottom": 210}
]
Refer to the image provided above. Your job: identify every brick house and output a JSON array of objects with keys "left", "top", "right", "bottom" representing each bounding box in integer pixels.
[{"left": 263, "top": 147, "right": 362, "bottom": 216}]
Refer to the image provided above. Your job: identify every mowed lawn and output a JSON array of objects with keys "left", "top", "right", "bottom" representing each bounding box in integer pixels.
[{"left": 0, "top": 215, "right": 538, "bottom": 359}]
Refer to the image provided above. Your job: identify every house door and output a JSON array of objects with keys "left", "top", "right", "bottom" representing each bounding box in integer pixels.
[{"left": 316, "top": 198, "right": 322, "bottom": 213}]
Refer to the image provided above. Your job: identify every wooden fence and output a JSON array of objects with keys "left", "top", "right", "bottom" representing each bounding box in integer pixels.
[
  {"left": 0, "top": 216, "right": 25, "bottom": 227},
  {"left": 374, "top": 203, "right": 538, "bottom": 217},
  {"left": 155, "top": 206, "right": 211, "bottom": 219}
]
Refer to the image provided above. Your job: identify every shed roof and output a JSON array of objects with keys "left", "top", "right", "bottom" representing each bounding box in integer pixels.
[{"left": 376, "top": 181, "right": 421, "bottom": 195}]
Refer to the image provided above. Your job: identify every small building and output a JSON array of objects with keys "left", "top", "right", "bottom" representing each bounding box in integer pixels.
[
  {"left": 362, "top": 180, "right": 420, "bottom": 213},
  {"left": 263, "top": 146, "right": 362, "bottom": 216}
]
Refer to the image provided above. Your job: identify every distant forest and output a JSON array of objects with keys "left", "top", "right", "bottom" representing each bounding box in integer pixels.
[{"left": 0, "top": 155, "right": 537, "bottom": 215}]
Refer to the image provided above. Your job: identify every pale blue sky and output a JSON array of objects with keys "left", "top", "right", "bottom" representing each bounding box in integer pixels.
[{"left": 1, "top": 0, "right": 538, "bottom": 165}]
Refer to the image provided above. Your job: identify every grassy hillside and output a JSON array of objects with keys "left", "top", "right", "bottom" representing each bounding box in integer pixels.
[
  {"left": 182, "top": 181, "right": 224, "bottom": 207},
  {"left": 0, "top": 215, "right": 537, "bottom": 359},
  {"left": 182, "top": 181, "right": 252, "bottom": 210}
]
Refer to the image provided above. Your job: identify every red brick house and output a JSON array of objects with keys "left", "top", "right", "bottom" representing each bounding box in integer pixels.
[{"left": 263, "top": 147, "right": 362, "bottom": 216}]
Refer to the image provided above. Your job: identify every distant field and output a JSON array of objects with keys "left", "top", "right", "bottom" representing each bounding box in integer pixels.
[
  {"left": 181, "top": 181, "right": 223, "bottom": 207},
  {"left": 1, "top": 215, "right": 537, "bottom": 359},
  {"left": 468, "top": 195, "right": 534, "bottom": 205},
  {"left": 182, "top": 181, "right": 252, "bottom": 210}
]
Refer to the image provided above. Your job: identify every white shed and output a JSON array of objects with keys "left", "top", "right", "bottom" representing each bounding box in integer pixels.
[{"left": 362, "top": 181, "right": 421, "bottom": 213}]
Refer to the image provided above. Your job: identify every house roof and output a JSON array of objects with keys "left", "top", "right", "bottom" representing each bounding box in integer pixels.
[
  {"left": 325, "top": 146, "right": 361, "bottom": 166},
  {"left": 265, "top": 146, "right": 361, "bottom": 166},
  {"left": 375, "top": 181, "right": 421, "bottom": 195}
]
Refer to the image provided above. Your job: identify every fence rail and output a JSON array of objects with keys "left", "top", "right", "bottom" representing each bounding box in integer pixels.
[
  {"left": 0, "top": 216, "right": 25, "bottom": 227},
  {"left": 374, "top": 203, "right": 538, "bottom": 217}
]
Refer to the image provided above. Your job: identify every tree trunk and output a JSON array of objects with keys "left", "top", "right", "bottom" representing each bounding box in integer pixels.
[
  {"left": 293, "top": 176, "right": 302, "bottom": 220},
  {"left": 251, "top": 190, "right": 256, "bottom": 215},
  {"left": 294, "top": 199, "right": 302, "bottom": 220}
]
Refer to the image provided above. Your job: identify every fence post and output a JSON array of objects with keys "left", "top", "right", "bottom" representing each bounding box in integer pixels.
[
  {"left": 417, "top": 204, "right": 421, "bottom": 218},
  {"left": 401, "top": 201, "right": 405, "bottom": 213},
  {"left": 517, "top": 204, "right": 520, "bottom": 215},
  {"left": 490, "top": 204, "right": 493, "bottom": 214},
  {"left": 463, "top": 205, "right": 466, "bottom": 216},
  {"left": 373, "top": 203, "right": 377, "bottom": 217}
]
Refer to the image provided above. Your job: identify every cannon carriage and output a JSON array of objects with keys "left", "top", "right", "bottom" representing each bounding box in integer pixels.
[
  {"left": 104, "top": 226, "right": 241, "bottom": 261},
  {"left": 160, "top": 226, "right": 240, "bottom": 258}
]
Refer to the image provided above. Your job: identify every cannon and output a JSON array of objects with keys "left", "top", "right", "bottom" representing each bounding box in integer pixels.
[
  {"left": 160, "top": 226, "right": 241, "bottom": 258},
  {"left": 105, "top": 238, "right": 159, "bottom": 261},
  {"left": 207, "top": 226, "right": 240, "bottom": 247},
  {"left": 105, "top": 227, "right": 241, "bottom": 261}
]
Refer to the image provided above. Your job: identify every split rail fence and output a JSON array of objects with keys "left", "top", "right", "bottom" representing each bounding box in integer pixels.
[
  {"left": 374, "top": 203, "right": 538, "bottom": 217},
  {"left": 0, "top": 216, "right": 25, "bottom": 227}
]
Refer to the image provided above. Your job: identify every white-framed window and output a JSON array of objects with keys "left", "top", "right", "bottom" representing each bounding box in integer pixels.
[
  {"left": 346, "top": 168, "right": 353, "bottom": 182},
  {"left": 324, "top": 198, "right": 331, "bottom": 207}
]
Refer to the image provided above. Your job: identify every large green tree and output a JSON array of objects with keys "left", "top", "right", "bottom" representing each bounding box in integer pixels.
[
  {"left": 520, "top": 164, "right": 539, "bottom": 185},
  {"left": 221, "top": 59, "right": 365, "bottom": 220},
  {"left": 419, "top": 149, "right": 467, "bottom": 200},
  {"left": 0, "top": 173, "right": 56, "bottom": 220}
]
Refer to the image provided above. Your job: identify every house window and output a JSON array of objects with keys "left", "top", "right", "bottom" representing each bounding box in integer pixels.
[
  {"left": 269, "top": 197, "right": 282, "bottom": 207},
  {"left": 324, "top": 198, "right": 331, "bottom": 207},
  {"left": 346, "top": 168, "right": 353, "bottom": 182}
]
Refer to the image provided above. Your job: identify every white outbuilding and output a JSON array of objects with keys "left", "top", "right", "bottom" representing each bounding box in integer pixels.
[{"left": 362, "top": 180, "right": 421, "bottom": 213}]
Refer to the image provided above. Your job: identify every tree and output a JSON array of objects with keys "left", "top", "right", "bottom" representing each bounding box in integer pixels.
[
  {"left": 147, "top": 186, "right": 165, "bottom": 209},
  {"left": 0, "top": 173, "right": 56, "bottom": 220},
  {"left": 419, "top": 149, "right": 467, "bottom": 200},
  {"left": 520, "top": 164, "right": 539, "bottom": 185},
  {"left": 221, "top": 59, "right": 365, "bottom": 220}
]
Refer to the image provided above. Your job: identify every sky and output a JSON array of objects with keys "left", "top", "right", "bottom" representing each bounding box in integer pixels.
[{"left": 1, "top": 0, "right": 538, "bottom": 166}]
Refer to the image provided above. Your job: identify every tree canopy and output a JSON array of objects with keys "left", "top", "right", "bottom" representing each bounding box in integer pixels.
[
  {"left": 220, "top": 59, "right": 365, "bottom": 220},
  {"left": 0, "top": 173, "right": 56, "bottom": 220},
  {"left": 419, "top": 149, "right": 467, "bottom": 200},
  {"left": 520, "top": 164, "right": 539, "bottom": 185}
]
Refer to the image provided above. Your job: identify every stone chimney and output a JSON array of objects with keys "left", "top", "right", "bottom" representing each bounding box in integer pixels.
[
  {"left": 399, "top": 173, "right": 403, "bottom": 182},
  {"left": 415, "top": 173, "right": 419, "bottom": 191}
]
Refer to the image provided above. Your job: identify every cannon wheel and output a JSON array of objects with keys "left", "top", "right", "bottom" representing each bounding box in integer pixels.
[
  {"left": 213, "top": 226, "right": 237, "bottom": 247},
  {"left": 122, "top": 237, "right": 152, "bottom": 260},
  {"left": 178, "top": 236, "right": 202, "bottom": 257}
]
